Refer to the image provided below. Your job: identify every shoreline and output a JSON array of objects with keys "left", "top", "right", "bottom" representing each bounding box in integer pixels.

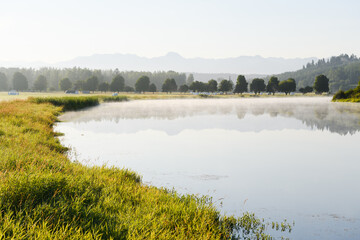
[{"left": 0, "top": 97, "right": 292, "bottom": 239}]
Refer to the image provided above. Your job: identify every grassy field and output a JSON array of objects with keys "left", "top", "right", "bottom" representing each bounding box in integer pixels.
[
  {"left": 0, "top": 91, "right": 325, "bottom": 102},
  {"left": 0, "top": 97, "right": 292, "bottom": 239}
]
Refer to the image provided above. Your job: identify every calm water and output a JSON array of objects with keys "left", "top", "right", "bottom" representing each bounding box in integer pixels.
[{"left": 55, "top": 97, "right": 360, "bottom": 240}]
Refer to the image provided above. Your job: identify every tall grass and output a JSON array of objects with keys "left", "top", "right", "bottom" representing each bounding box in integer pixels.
[
  {"left": 0, "top": 98, "right": 291, "bottom": 239},
  {"left": 29, "top": 95, "right": 128, "bottom": 111},
  {"left": 101, "top": 95, "right": 128, "bottom": 102},
  {"left": 29, "top": 96, "right": 100, "bottom": 111}
]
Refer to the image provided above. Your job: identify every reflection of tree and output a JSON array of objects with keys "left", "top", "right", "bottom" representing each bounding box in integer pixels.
[
  {"left": 60, "top": 98, "right": 360, "bottom": 135},
  {"left": 314, "top": 106, "right": 329, "bottom": 120}
]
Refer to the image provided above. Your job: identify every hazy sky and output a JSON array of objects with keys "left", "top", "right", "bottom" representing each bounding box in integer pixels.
[{"left": 1, "top": 0, "right": 359, "bottom": 63}]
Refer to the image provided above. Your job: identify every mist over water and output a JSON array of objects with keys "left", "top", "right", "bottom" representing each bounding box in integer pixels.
[{"left": 56, "top": 97, "right": 360, "bottom": 240}]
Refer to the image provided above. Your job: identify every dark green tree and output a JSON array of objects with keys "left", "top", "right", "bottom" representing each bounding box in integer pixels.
[
  {"left": 189, "top": 81, "right": 207, "bottom": 92},
  {"left": 124, "top": 85, "right": 135, "bottom": 92},
  {"left": 12, "top": 72, "right": 28, "bottom": 91},
  {"left": 266, "top": 76, "right": 279, "bottom": 95},
  {"left": 33, "top": 75, "right": 47, "bottom": 92},
  {"left": 250, "top": 78, "right": 266, "bottom": 94},
  {"left": 186, "top": 74, "right": 194, "bottom": 85},
  {"left": 305, "top": 86, "right": 313, "bottom": 93},
  {"left": 313, "top": 74, "right": 329, "bottom": 93},
  {"left": 149, "top": 83, "right": 157, "bottom": 93},
  {"left": 0, "top": 72, "right": 8, "bottom": 91},
  {"left": 207, "top": 79, "right": 218, "bottom": 92},
  {"left": 179, "top": 84, "right": 189, "bottom": 93},
  {"left": 59, "top": 78, "right": 72, "bottom": 91},
  {"left": 84, "top": 76, "right": 99, "bottom": 92},
  {"left": 98, "top": 82, "right": 109, "bottom": 92},
  {"left": 233, "top": 75, "right": 248, "bottom": 94},
  {"left": 218, "top": 79, "right": 233, "bottom": 92},
  {"left": 162, "top": 78, "right": 178, "bottom": 93},
  {"left": 278, "top": 78, "right": 296, "bottom": 95},
  {"left": 299, "top": 86, "right": 313, "bottom": 94},
  {"left": 135, "top": 76, "right": 150, "bottom": 93},
  {"left": 110, "top": 75, "right": 125, "bottom": 92}
]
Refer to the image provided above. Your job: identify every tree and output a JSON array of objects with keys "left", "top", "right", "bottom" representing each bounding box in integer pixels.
[
  {"left": 299, "top": 86, "right": 313, "bottom": 94},
  {"left": 149, "top": 83, "right": 157, "bottom": 93},
  {"left": 179, "top": 84, "right": 189, "bottom": 93},
  {"left": 278, "top": 78, "right": 296, "bottom": 95},
  {"left": 218, "top": 79, "right": 233, "bottom": 93},
  {"left": 207, "top": 79, "right": 218, "bottom": 92},
  {"left": 33, "top": 75, "right": 47, "bottom": 92},
  {"left": 110, "top": 75, "right": 125, "bottom": 92},
  {"left": 59, "top": 78, "right": 72, "bottom": 91},
  {"left": 189, "top": 81, "right": 207, "bottom": 92},
  {"left": 233, "top": 75, "right": 248, "bottom": 94},
  {"left": 124, "top": 85, "right": 135, "bottom": 92},
  {"left": 162, "top": 78, "right": 178, "bottom": 93},
  {"left": 12, "top": 72, "right": 28, "bottom": 91},
  {"left": 186, "top": 74, "right": 194, "bottom": 85},
  {"left": 98, "top": 82, "right": 109, "bottom": 92},
  {"left": 305, "top": 86, "right": 313, "bottom": 93},
  {"left": 135, "top": 76, "right": 150, "bottom": 93},
  {"left": 84, "top": 76, "right": 99, "bottom": 92},
  {"left": 313, "top": 74, "right": 329, "bottom": 93},
  {"left": 266, "top": 76, "right": 279, "bottom": 95},
  {"left": 0, "top": 72, "right": 8, "bottom": 91},
  {"left": 74, "top": 80, "right": 83, "bottom": 91},
  {"left": 250, "top": 78, "right": 266, "bottom": 94}
]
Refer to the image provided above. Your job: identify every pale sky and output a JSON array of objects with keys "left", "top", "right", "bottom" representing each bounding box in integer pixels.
[{"left": 1, "top": 0, "right": 359, "bottom": 63}]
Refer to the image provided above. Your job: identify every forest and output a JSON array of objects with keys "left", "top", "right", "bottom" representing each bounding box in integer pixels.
[{"left": 275, "top": 54, "right": 360, "bottom": 92}]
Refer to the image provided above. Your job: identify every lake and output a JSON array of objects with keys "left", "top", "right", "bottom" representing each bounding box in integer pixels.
[{"left": 55, "top": 97, "right": 360, "bottom": 240}]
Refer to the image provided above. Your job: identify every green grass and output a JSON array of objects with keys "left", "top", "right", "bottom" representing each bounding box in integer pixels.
[
  {"left": 0, "top": 97, "right": 292, "bottom": 239},
  {"left": 101, "top": 95, "right": 128, "bottom": 102},
  {"left": 29, "top": 96, "right": 100, "bottom": 111},
  {"left": 332, "top": 84, "right": 360, "bottom": 102},
  {"left": 1, "top": 91, "right": 325, "bottom": 103}
]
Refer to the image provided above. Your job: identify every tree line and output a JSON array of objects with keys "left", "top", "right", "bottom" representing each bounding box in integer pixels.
[
  {"left": 0, "top": 67, "right": 186, "bottom": 91},
  {"left": 0, "top": 69, "right": 330, "bottom": 95},
  {"left": 182, "top": 74, "right": 329, "bottom": 95}
]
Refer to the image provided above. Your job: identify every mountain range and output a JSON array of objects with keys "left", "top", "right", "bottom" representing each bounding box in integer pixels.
[{"left": 1, "top": 52, "right": 317, "bottom": 75}]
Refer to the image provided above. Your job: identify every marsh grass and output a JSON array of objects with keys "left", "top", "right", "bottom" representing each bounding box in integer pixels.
[
  {"left": 29, "top": 96, "right": 100, "bottom": 111},
  {"left": 101, "top": 95, "right": 128, "bottom": 102},
  {"left": 0, "top": 97, "right": 292, "bottom": 239}
]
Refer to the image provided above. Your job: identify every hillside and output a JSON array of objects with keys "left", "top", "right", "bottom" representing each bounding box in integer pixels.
[
  {"left": 54, "top": 52, "right": 315, "bottom": 75},
  {"left": 274, "top": 54, "right": 360, "bottom": 92}
]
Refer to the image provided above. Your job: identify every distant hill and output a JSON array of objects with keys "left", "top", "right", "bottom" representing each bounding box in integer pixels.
[
  {"left": 55, "top": 52, "right": 316, "bottom": 75},
  {"left": 274, "top": 54, "right": 360, "bottom": 92}
]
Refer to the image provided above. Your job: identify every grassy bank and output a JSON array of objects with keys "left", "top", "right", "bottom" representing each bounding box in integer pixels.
[
  {"left": 1, "top": 91, "right": 323, "bottom": 102},
  {"left": 332, "top": 81, "right": 360, "bottom": 102},
  {"left": 0, "top": 97, "right": 291, "bottom": 239}
]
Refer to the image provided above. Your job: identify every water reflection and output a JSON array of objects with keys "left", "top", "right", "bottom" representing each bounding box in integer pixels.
[
  {"left": 55, "top": 97, "right": 360, "bottom": 240},
  {"left": 60, "top": 97, "right": 360, "bottom": 135}
]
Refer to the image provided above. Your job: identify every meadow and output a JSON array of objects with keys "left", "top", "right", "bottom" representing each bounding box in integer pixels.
[
  {"left": 0, "top": 91, "right": 323, "bottom": 103},
  {"left": 0, "top": 96, "right": 292, "bottom": 239}
]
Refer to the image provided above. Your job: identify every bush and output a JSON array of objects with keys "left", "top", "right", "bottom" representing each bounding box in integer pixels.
[{"left": 332, "top": 90, "right": 346, "bottom": 100}]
